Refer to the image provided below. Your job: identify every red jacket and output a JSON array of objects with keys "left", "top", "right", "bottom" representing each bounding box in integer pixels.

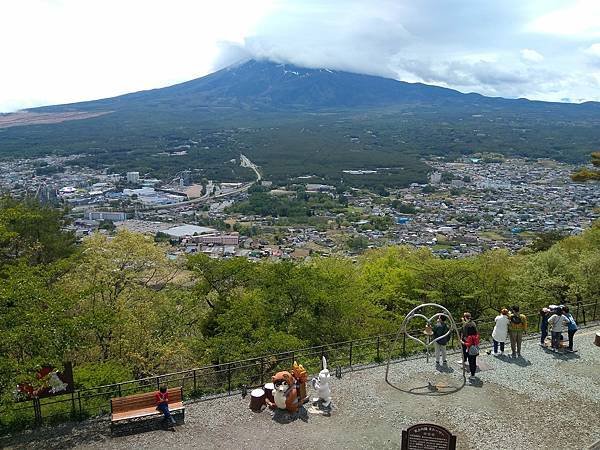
[
  {"left": 464, "top": 334, "right": 480, "bottom": 349},
  {"left": 155, "top": 391, "right": 169, "bottom": 405}
]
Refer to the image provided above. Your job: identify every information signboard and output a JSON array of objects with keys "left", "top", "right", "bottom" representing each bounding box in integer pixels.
[{"left": 401, "top": 423, "right": 456, "bottom": 450}]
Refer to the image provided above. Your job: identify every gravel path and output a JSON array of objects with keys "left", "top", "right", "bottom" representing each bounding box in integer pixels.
[{"left": 3, "top": 326, "right": 600, "bottom": 450}]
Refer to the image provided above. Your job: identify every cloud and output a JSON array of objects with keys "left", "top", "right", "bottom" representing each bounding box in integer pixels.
[
  {"left": 214, "top": 0, "right": 600, "bottom": 102},
  {"left": 0, "top": 0, "right": 278, "bottom": 112},
  {"left": 520, "top": 49, "right": 544, "bottom": 63},
  {"left": 586, "top": 43, "right": 600, "bottom": 57},
  {"left": 528, "top": 0, "right": 600, "bottom": 37},
  {"left": 215, "top": 0, "right": 410, "bottom": 78},
  {"left": 3, "top": 0, "right": 600, "bottom": 110},
  {"left": 584, "top": 43, "right": 600, "bottom": 67}
]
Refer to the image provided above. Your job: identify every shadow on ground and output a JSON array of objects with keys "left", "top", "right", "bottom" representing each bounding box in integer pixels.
[
  {"left": 386, "top": 372, "right": 467, "bottom": 397},
  {"left": 111, "top": 415, "right": 183, "bottom": 437},
  {"left": 541, "top": 348, "right": 581, "bottom": 360},
  {"left": 435, "top": 364, "right": 455, "bottom": 374},
  {"left": 272, "top": 407, "right": 309, "bottom": 424},
  {"left": 0, "top": 420, "right": 109, "bottom": 449},
  {"left": 493, "top": 354, "right": 532, "bottom": 367},
  {"left": 0, "top": 413, "right": 185, "bottom": 449}
]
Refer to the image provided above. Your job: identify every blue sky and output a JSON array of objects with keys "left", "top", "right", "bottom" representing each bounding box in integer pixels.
[{"left": 2, "top": 0, "right": 600, "bottom": 112}]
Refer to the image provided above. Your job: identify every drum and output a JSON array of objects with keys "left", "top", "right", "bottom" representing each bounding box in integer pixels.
[
  {"left": 263, "top": 382, "right": 275, "bottom": 403},
  {"left": 249, "top": 388, "right": 266, "bottom": 411},
  {"left": 595, "top": 332, "right": 600, "bottom": 347}
]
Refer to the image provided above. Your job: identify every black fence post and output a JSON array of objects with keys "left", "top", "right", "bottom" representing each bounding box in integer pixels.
[
  {"left": 33, "top": 397, "right": 42, "bottom": 427},
  {"left": 575, "top": 303, "right": 580, "bottom": 323},
  {"left": 78, "top": 391, "right": 82, "bottom": 418},
  {"left": 582, "top": 304, "right": 587, "bottom": 325},
  {"left": 193, "top": 370, "right": 197, "bottom": 393},
  {"left": 349, "top": 341, "right": 353, "bottom": 370},
  {"left": 71, "top": 392, "right": 76, "bottom": 418},
  {"left": 594, "top": 300, "right": 598, "bottom": 322},
  {"left": 260, "top": 358, "right": 265, "bottom": 386},
  {"left": 227, "top": 364, "right": 232, "bottom": 395},
  {"left": 117, "top": 384, "right": 122, "bottom": 397},
  {"left": 376, "top": 336, "right": 381, "bottom": 362},
  {"left": 156, "top": 377, "right": 160, "bottom": 390},
  {"left": 402, "top": 333, "right": 407, "bottom": 358}
]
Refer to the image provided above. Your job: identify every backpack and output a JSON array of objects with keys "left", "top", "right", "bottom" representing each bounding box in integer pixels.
[
  {"left": 510, "top": 314, "right": 522, "bottom": 325},
  {"left": 468, "top": 343, "right": 480, "bottom": 356}
]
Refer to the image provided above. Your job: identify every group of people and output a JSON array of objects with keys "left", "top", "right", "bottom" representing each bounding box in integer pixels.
[
  {"left": 431, "top": 312, "right": 481, "bottom": 379},
  {"left": 539, "top": 305, "right": 579, "bottom": 352},
  {"left": 430, "top": 303, "right": 578, "bottom": 380},
  {"left": 490, "top": 306, "right": 528, "bottom": 357}
]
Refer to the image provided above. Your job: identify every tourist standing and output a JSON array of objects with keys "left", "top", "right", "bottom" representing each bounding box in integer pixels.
[
  {"left": 432, "top": 315, "right": 450, "bottom": 365},
  {"left": 460, "top": 312, "right": 476, "bottom": 362},
  {"left": 508, "top": 305, "right": 528, "bottom": 358},
  {"left": 463, "top": 323, "right": 480, "bottom": 379},
  {"left": 548, "top": 307, "right": 568, "bottom": 352},
  {"left": 491, "top": 308, "right": 510, "bottom": 355},
  {"left": 562, "top": 306, "right": 578, "bottom": 353},
  {"left": 539, "top": 308, "right": 551, "bottom": 347}
]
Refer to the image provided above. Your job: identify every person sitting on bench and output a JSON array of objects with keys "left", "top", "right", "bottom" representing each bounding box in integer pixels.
[{"left": 155, "top": 386, "right": 176, "bottom": 425}]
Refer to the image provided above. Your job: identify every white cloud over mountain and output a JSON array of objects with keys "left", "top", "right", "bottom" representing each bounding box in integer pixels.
[{"left": 2, "top": 0, "right": 600, "bottom": 111}]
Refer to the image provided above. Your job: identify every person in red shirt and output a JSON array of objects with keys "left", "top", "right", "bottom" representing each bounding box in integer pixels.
[
  {"left": 155, "top": 386, "right": 176, "bottom": 426},
  {"left": 462, "top": 323, "right": 480, "bottom": 379}
]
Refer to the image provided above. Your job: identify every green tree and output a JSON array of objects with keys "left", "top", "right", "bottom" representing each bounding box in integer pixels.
[
  {"left": 0, "top": 261, "right": 76, "bottom": 401},
  {"left": 61, "top": 231, "right": 184, "bottom": 374},
  {"left": 0, "top": 197, "right": 75, "bottom": 265}
]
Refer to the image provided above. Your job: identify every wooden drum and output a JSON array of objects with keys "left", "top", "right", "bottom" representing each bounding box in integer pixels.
[
  {"left": 263, "top": 382, "right": 275, "bottom": 403},
  {"left": 249, "top": 388, "right": 265, "bottom": 411}
]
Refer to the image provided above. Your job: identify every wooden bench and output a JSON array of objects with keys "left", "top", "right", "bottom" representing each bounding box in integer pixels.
[{"left": 110, "top": 387, "right": 185, "bottom": 425}]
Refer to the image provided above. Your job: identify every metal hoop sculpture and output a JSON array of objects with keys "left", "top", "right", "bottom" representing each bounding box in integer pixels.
[{"left": 385, "top": 303, "right": 465, "bottom": 382}]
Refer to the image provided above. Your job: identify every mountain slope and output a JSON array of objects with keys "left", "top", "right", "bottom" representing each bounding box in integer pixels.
[
  {"left": 36, "top": 59, "right": 599, "bottom": 114},
  {"left": 37, "top": 59, "right": 471, "bottom": 111},
  {"left": 1, "top": 59, "right": 599, "bottom": 188}
]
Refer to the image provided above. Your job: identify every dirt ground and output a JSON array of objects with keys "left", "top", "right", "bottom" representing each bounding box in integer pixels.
[{"left": 3, "top": 325, "right": 600, "bottom": 450}]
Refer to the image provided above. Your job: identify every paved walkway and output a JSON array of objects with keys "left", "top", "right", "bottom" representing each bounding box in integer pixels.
[{"left": 3, "top": 326, "right": 600, "bottom": 449}]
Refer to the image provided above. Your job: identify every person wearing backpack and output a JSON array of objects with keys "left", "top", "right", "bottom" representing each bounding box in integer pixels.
[
  {"left": 432, "top": 315, "right": 450, "bottom": 365},
  {"left": 460, "top": 312, "right": 476, "bottom": 363},
  {"left": 462, "top": 323, "right": 480, "bottom": 379},
  {"left": 562, "top": 306, "right": 578, "bottom": 353},
  {"left": 508, "top": 305, "right": 528, "bottom": 358}
]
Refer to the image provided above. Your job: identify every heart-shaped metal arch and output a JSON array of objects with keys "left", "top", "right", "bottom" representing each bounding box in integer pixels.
[
  {"left": 385, "top": 303, "right": 465, "bottom": 382},
  {"left": 403, "top": 312, "right": 453, "bottom": 350}
]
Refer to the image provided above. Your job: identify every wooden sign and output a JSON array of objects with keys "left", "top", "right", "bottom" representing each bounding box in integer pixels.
[{"left": 401, "top": 423, "right": 456, "bottom": 450}]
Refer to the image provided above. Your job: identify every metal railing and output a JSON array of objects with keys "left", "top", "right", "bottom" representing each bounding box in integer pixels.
[{"left": 2, "top": 300, "right": 598, "bottom": 433}]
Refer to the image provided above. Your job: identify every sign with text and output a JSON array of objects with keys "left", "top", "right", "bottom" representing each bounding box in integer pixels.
[{"left": 401, "top": 423, "right": 456, "bottom": 450}]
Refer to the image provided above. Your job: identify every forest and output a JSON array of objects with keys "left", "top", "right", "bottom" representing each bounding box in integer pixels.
[
  {"left": 1, "top": 198, "right": 599, "bottom": 431},
  {"left": 1, "top": 104, "right": 599, "bottom": 189}
]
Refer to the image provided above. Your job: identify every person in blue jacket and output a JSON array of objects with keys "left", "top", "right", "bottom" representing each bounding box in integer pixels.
[
  {"left": 539, "top": 307, "right": 551, "bottom": 347},
  {"left": 562, "top": 306, "right": 578, "bottom": 352}
]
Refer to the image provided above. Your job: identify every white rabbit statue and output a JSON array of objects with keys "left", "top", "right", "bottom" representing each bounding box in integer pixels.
[{"left": 311, "top": 356, "right": 332, "bottom": 407}]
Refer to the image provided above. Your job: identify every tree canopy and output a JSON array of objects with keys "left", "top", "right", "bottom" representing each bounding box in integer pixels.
[{"left": 0, "top": 199, "right": 599, "bottom": 427}]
